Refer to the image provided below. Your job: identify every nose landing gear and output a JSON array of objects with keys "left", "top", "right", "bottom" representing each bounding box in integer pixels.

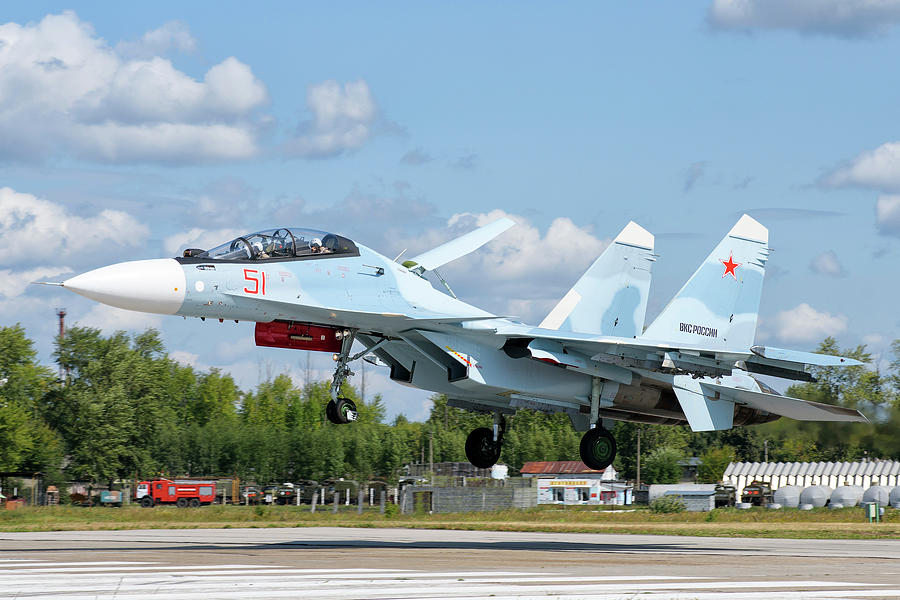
[{"left": 325, "top": 329, "right": 388, "bottom": 425}]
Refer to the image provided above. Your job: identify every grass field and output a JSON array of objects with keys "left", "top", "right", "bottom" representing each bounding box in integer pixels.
[{"left": 1, "top": 504, "right": 898, "bottom": 539}]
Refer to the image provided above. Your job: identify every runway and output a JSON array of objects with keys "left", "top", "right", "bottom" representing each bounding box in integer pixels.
[{"left": 1, "top": 527, "right": 898, "bottom": 599}]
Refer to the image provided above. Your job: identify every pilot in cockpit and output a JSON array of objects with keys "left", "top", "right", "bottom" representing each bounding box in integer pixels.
[{"left": 310, "top": 238, "right": 332, "bottom": 254}]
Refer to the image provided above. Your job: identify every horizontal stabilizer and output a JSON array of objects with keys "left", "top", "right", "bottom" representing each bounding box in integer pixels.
[
  {"left": 700, "top": 381, "right": 868, "bottom": 423},
  {"left": 750, "top": 345, "right": 863, "bottom": 367},
  {"left": 405, "top": 217, "right": 515, "bottom": 273}
]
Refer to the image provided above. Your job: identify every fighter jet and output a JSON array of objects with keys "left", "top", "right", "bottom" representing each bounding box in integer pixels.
[{"left": 45, "top": 215, "right": 866, "bottom": 470}]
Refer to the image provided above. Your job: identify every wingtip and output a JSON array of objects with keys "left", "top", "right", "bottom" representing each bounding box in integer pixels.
[
  {"left": 729, "top": 214, "right": 768, "bottom": 243},
  {"left": 615, "top": 221, "right": 654, "bottom": 249}
]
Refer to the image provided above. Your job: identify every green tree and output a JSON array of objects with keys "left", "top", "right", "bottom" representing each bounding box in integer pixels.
[
  {"left": 0, "top": 325, "right": 60, "bottom": 473},
  {"left": 642, "top": 446, "right": 683, "bottom": 484},
  {"left": 697, "top": 446, "right": 736, "bottom": 483},
  {"left": 613, "top": 422, "right": 689, "bottom": 480}
]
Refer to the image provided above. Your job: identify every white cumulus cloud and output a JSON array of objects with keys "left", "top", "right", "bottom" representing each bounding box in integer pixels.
[
  {"left": 163, "top": 228, "right": 246, "bottom": 256},
  {"left": 824, "top": 142, "right": 900, "bottom": 191},
  {"left": 0, "top": 12, "right": 267, "bottom": 164},
  {"left": 285, "top": 79, "right": 378, "bottom": 158},
  {"left": 708, "top": 0, "right": 900, "bottom": 37},
  {"left": 770, "top": 303, "right": 848, "bottom": 344},
  {"left": 809, "top": 250, "right": 844, "bottom": 277},
  {"left": 0, "top": 267, "right": 72, "bottom": 300},
  {"left": 115, "top": 21, "right": 197, "bottom": 58},
  {"left": 0, "top": 187, "right": 148, "bottom": 266}
]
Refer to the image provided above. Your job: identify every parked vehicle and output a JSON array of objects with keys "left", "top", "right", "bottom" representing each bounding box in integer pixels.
[
  {"left": 260, "top": 485, "right": 279, "bottom": 504},
  {"left": 240, "top": 485, "right": 260, "bottom": 505},
  {"left": 135, "top": 478, "right": 215, "bottom": 508},
  {"left": 741, "top": 480, "right": 773, "bottom": 506},
  {"left": 714, "top": 484, "right": 736, "bottom": 508}
]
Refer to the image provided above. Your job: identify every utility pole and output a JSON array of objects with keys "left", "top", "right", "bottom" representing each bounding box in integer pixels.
[
  {"left": 764, "top": 440, "right": 768, "bottom": 463},
  {"left": 636, "top": 426, "right": 642, "bottom": 491},
  {"left": 428, "top": 432, "right": 434, "bottom": 482},
  {"left": 361, "top": 358, "right": 366, "bottom": 403},
  {"left": 56, "top": 308, "right": 68, "bottom": 382}
]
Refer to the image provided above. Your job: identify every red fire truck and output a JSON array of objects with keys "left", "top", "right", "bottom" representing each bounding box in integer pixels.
[{"left": 135, "top": 478, "right": 216, "bottom": 508}]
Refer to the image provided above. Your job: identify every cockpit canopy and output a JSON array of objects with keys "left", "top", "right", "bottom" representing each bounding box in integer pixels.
[{"left": 193, "top": 228, "right": 358, "bottom": 261}]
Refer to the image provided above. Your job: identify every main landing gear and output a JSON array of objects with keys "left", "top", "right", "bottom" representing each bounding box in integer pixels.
[
  {"left": 578, "top": 377, "right": 617, "bottom": 470},
  {"left": 579, "top": 426, "right": 616, "bottom": 471},
  {"left": 465, "top": 413, "right": 506, "bottom": 469}
]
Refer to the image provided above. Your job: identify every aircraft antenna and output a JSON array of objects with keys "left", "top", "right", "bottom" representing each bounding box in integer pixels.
[
  {"left": 392, "top": 249, "right": 407, "bottom": 262},
  {"left": 432, "top": 268, "right": 458, "bottom": 299}
]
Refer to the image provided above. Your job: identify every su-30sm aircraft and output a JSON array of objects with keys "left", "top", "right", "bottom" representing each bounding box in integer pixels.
[{"left": 45, "top": 214, "right": 866, "bottom": 470}]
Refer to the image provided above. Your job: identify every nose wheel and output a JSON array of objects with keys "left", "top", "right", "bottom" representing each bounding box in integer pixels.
[
  {"left": 579, "top": 426, "right": 616, "bottom": 470},
  {"left": 326, "top": 397, "right": 358, "bottom": 424}
]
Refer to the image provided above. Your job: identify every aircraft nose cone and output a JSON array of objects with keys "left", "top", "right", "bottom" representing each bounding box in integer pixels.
[{"left": 63, "top": 259, "right": 187, "bottom": 315}]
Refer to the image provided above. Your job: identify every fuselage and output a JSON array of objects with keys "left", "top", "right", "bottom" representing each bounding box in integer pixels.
[{"left": 60, "top": 228, "right": 778, "bottom": 430}]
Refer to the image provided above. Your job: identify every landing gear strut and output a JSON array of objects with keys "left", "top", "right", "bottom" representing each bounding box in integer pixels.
[
  {"left": 326, "top": 328, "right": 359, "bottom": 424},
  {"left": 325, "top": 329, "right": 387, "bottom": 425},
  {"left": 578, "top": 377, "right": 617, "bottom": 470},
  {"left": 465, "top": 413, "right": 506, "bottom": 469}
]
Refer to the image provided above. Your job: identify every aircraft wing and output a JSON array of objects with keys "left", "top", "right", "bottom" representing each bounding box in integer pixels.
[{"left": 404, "top": 217, "right": 515, "bottom": 273}]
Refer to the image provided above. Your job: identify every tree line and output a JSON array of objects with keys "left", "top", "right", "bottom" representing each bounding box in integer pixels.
[{"left": 2, "top": 324, "right": 899, "bottom": 491}]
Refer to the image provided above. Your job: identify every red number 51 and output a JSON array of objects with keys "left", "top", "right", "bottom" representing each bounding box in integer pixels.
[{"left": 243, "top": 269, "right": 266, "bottom": 295}]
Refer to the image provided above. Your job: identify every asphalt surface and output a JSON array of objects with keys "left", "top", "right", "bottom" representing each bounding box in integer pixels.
[{"left": 1, "top": 527, "right": 899, "bottom": 599}]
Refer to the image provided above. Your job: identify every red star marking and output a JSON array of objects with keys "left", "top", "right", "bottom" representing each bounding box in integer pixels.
[{"left": 721, "top": 252, "right": 741, "bottom": 280}]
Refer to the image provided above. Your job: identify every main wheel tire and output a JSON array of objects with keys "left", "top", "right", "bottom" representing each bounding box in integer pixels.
[
  {"left": 140, "top": 496, "right": 154, "bottom": 508},
  {"left": 189, "top": 498, "right": 201, "bottom": 508},
  {"left": 580, "top": 427, "right": 617, "bottom": 470},
  {"left": 465, "top": 427, "right": 501, "bottom": 469},
  {"left": 176, "top": 497, "right": 188, "bottom": 508},
  {"left": 335, "top": 397, "right": 358, "bottom": 424}
]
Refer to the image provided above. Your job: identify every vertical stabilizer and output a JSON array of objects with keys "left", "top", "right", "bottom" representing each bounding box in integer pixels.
[
  {"left": 640, "top": 214, "right": 769, "bottom": 352},
  {"left": 539, "top": 221, "right": 655, "bottom": 337}
]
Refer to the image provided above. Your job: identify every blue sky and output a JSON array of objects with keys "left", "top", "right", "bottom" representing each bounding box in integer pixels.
[{"left": 4, "top": 2, "right": 900, "bottom": 420}]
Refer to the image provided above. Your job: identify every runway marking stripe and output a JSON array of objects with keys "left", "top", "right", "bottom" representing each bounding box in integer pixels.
[
  {"left": 6, "top": 579, "right": 884, "bottom": 596},
  {"left": 5, "top": 575, "right": 713, "bottom": 587},
  {"left": 18, "top": 590, "right": 900, "bottom": 600},
  {"left": 0, "top": 561, "right": 156, "bottom": 567},
  {"left": 0, "top": 565, "right": 412, "bottom": 573}
]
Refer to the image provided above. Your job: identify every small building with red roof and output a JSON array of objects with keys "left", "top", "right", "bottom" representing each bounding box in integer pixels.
[
  {"left": 520, "top": 461, "right": 629, "bottom": 505},
  {"left": 519, "top": 460, "right": 618, "bottom": 481}
]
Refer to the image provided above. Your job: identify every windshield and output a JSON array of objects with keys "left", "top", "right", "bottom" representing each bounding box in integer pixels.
[{"left": 196, "top": 228, "right": 358, "bottom": 261}]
